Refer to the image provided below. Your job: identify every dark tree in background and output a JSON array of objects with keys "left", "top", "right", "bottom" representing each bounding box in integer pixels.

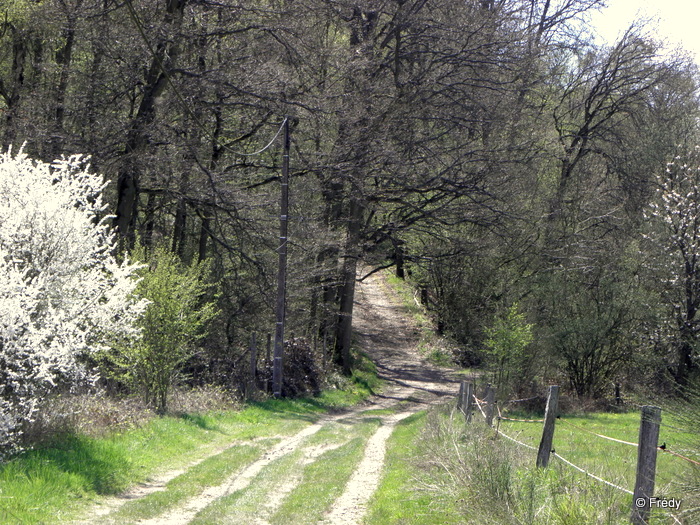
[{"left": 1, "top": 0, "right": 699, "bottom": 397}]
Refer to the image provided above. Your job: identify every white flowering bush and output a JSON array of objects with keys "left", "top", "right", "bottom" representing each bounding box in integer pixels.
[
  {"left": 644, "top": 147, "right": 700, "bottom": 383},
  {"left": 0, "top": 147, "right": 146, "bottom": 452}
]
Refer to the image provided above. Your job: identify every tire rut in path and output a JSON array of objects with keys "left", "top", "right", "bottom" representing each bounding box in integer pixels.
[
  {"left": 137, "top": 418, "right": 329, "bottom": 525},
  {"left": 79, "top": 270, "right": 459, "bottom": 524},
  {"left": 319, "top": 410, "right": 413, "bottom": 525},
  {"left": 319, "top": 270, "right": 459, "bottom": 523}
]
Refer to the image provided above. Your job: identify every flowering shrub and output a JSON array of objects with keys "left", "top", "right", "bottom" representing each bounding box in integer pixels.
[
  {"left": 0, "top": 147, "right": 145, "bottom": 452},
  {"left": 643, "top": 148, "right": 700, "bottom": 383}
]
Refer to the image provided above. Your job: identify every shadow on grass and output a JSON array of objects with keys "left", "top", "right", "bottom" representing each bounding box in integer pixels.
[
  {"left": 177, "top": 412, "right": 221, "bottom": 431},
  {"left": 18, "top": 434, "right": 133, "bottom": 494},
  {"left": 249, "top": 397, "right": 336, "bottom": 422},
  {"left": 351, "top": 373, "right": 377, "bottom": 396},
  {"left": 248, "top": 377, "right": 377, "bottom": 421}
]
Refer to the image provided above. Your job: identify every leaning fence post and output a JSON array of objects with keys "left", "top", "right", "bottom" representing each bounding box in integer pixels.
[
  {"left": 456, "top": 381, "right": 474, "bottom": 422},
  {"left": 631, "top": 405, "right": 662, "bottom": 525},
  {"left": 485, "top": 385, "right": 496, "bottom": 427},
  {"left": 536, "top": 385, "right": 559, "bottom": 468},
  {"left": 464, "top": 382, "right": 474, "bottom": 422}
]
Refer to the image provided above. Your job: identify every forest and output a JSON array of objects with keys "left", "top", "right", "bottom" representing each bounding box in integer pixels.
[{"left": 2, "top": 0, "right": 700, "bottom": 451}]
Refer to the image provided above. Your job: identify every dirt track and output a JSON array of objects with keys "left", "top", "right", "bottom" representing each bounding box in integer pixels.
[{"left": 78, "top": 270, "right": 459, "bottom": 524}]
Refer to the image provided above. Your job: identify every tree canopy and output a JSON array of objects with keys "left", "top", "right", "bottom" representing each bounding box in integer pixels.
[{"left": 1, "top": 0, "right": 699, "bottom": 400}]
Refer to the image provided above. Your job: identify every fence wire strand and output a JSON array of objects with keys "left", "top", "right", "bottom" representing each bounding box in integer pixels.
[
  {"left": 495, "top": 427, "right": 538, "bottom": 451},
  {"left": 659, "top": 447, "right": 700, "bottom": 467},
  {"left": 557, "top": 418, "right": 639, "bottom": 447},
  {"left": 473, "top": 395, "right": 487, "bottom": 419},
  {"left": 659, "top": 421, "right": 695, "bottom": 434},
  {"left": 498, "top": 415, "right": 545, "bottom": 423},
  {"left": 458, "top": 386, "right": 700, "bottom": 505},
  {"left": 551, "top": 452, "right": 634, "bottom": 495},
  {"left": 503, "top": 395, "right": 540, "bottom": 405},
  {"left": 492, "top": 412, "right": 634, "bottom": 496}
]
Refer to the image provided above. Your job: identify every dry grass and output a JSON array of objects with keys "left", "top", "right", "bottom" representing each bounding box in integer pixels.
[
  {"left": 23, "top": 385, "right": 241, "bottom": 446},
  {"left": 408, "top": 402, "right": 638, "bottom": 525}
]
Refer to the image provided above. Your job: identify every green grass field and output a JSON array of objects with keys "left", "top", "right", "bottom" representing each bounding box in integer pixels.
[
  {"left": 495, "top": 408, "right": 697, "bottom": 494},
  {"left": 366, "top": 401, "right": 699, "bottom": 525}
]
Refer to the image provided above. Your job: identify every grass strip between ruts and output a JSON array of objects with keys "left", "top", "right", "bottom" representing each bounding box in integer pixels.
[{"left": 0, "top": 372, "right": 380, "bottom": 525}]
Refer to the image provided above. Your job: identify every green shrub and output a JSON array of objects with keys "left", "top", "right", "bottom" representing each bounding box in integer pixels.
[{"left": 105, "top": 247, "right": 219, "bottom": 413}]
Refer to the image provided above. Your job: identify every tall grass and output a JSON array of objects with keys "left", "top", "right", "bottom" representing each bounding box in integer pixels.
[
  {"left": 373, "top": 402, "right": 691, "bottom": 525},
  {"left": 365, "top": 412, "right": 464, "bottom": 524},
  {"left": 665, "top": 384, "right": 700, "bottom": 522}
]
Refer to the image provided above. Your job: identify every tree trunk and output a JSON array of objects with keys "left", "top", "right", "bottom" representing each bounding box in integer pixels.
[
  {"left": 197, "top": 212, "right": 210, "bottom": 262},
  {"left": 49, "top": 11, "right": 76, "bottom": 159},
  {"left": 142, "top": 190, "right": 157, "bottom": 251},
  {"left": 335, "top": 195, "right": 363, "bottom": 374},
  {"left": 114, "top": 0, "right": 186, "bottom": 247},
  {"left": 1, "top": 27, "right": 27, "bottom": 149}
]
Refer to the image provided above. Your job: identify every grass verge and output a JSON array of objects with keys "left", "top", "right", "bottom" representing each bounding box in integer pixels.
[
  {"left": 0, "top": 359, "right": 380, "bottom": 525},
  {"left": 373, "top": 402, "right": 696, "bottom": 525},
  {"left": 364, "top": 411, "right": 464, "bottom": 525}
]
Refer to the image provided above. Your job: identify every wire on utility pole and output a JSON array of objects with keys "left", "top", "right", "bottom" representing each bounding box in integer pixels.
[{"left": 272, "top": 118, "right": 290, "bottom": 398}]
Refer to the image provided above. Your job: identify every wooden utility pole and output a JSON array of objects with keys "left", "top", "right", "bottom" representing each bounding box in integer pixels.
[{"left": 272, "top": 119, "right": 290, "bottom": 398}]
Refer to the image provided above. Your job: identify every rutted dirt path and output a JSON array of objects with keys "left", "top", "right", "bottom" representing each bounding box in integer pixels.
[
  {"left": 77, "top": 270, "right": 458, "bottom": 524},
  {"left": 319, "top": 410, "right": 414, "bottom": 525},
  {"left": 318, "top": 270, "right": 459, "bottom": 524}
]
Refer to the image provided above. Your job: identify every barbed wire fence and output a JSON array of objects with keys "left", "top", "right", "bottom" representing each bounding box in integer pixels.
[{"left": 455, "top": 381, "right": 698, "bottom": 525}]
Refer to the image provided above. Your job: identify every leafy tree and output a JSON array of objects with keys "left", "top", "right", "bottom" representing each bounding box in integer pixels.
[
  {"left": 540, "top": 269, "right": 642, "bottom": 397},
  {"left": 108, "top": 246, "right": 218, "bottom": 413},
  {"left": 0, "top": 148, "right": 145, "bottom": 452},
  {"left": 484, "top": 304, "right": 533, "bottom": 395}
]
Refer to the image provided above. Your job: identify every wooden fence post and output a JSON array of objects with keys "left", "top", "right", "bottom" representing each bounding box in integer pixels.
[
  {"left": 631, "top": 405, "right": 662, "bottom": 525},
  {"left": 485, "top": 385, "right": 496, "bottom": 427},
  {"left": 457, "top": 381, "right": 473, "bottom": 421},
  {"left": 464, "top": 382, "right": 474, "bottom": 422},
  {"left": 536, "top": 385, "right": 559, "bottom": 468}
]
